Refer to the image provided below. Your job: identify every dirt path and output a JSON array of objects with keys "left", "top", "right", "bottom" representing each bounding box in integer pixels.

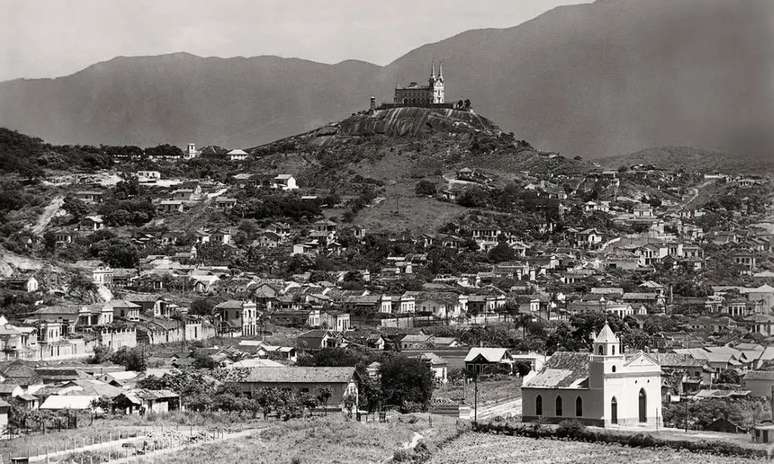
[
  {"left": 475, "top": 398, "right": 522, "bottom": 421},
  {"left": 30, "top": 195, "right": 64, "bottom": 236}
]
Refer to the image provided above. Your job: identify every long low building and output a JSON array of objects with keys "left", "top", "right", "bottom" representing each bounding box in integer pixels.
[{"left": 227, "top": 366, "right": 358, "bottom": 410}]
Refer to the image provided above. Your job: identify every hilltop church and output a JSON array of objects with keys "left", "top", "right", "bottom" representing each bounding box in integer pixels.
[
  {"left": 393, "top": 63, "right": 445, "bottom": 106},
  {"left": 521, "top": 323, "right": 662, "bottom": 428}
]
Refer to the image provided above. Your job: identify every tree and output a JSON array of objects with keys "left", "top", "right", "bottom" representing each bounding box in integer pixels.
[
  {"left": 487, "top": 242, "right": 515, "bottom": 263},
  {"left": 296, "top": 348, "right": 365, "bottom": 367},
  {"left": 316, "top": 387, "right": 332, "bottom": 411},
  {"left": 191, "top": 350, "right": 217, "bottom": 369},
  {"left": 63, "top": 196, "right": 89, "bottom": 221},
  {"left": 457, "top": 187, "right": 488, "bottom": 208},
  {"left": 190, "top": 297, "right": 222, "bottom": 316},
  {"left": 379, "top": 356, "right": 433, "bottom": 411},
  {"left": 67, "top": 273, "right": 97, "bottom": 297},
  {"left": 89, "top": 344, "right": 112, "bottom": 364},
  {"left": 114, "top": 175, "right": 140, "bottom": 199},
  {"left": 111, "top": 346, "right": 147, "bottom": 371},
  {"left": 95, "top": 238, "right": 138, "bottom": 268},
  {"left": 145, "top": 144, "right": 184, "bottom": 159},
  {"left": 717, "top": 369, "right": 741, "bottom": 385},
  {"left": 415, "top": 180, "right": 437, "bottom": 196}
]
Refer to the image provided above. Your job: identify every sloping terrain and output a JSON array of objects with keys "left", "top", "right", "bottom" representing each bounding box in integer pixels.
[{"left": 599, "top": 146, "right": 774, "bottom": 174}]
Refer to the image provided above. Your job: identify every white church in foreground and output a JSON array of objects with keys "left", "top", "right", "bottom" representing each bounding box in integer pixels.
[{"left": 521, "top": 323, "right": 662, "bottom": 428}]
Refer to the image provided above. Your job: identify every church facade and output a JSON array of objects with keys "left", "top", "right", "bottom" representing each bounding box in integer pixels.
[
  {"left": 521, "top": 323, "right": 662, "bottom": 428},
  {"left": 393, "top": 63, "right": 445, "bottom": 106}
]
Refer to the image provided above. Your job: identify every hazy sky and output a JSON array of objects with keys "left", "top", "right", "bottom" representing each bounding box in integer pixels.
[{"left": 0, "top": 0, "right": 589, "bottom": 82}]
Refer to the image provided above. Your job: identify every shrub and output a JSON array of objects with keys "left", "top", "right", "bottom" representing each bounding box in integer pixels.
[
  {"left": 556, "top": 419, "right": 585, "bottom": 439},
  {"left": 392, "top": 449, "right": 413, "bottom": 462},
  {"left": 415, "top": 180, "right": 437, "bottom": 196}
]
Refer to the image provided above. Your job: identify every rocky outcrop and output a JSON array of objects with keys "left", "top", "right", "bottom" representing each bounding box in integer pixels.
[{"left": 337, "top": 107, "right": 500, "bottom": 138}]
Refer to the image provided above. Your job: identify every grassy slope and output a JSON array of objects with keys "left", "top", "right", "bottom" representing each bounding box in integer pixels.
[{"left": 599, "top": 146, "right": 773, "bottom": 175}]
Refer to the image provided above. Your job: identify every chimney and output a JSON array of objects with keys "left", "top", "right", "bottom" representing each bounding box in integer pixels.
[{"left": 369, "top": 96, "right": 376, "bottom": 112}]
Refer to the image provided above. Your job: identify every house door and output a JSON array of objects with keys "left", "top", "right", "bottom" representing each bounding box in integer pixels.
[
  {"left": 611, "top": 397, "right": 618, "bottom": 424},
  {"left": 638, "top": 389, "right": 647, "bottom": 423}
]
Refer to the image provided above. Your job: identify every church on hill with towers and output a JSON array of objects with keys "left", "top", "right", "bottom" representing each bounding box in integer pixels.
[
  {"left": 393, "top": 62, "right": 446, "bottom": 106},
  {"left": 521, "top": 322, "right": 663, "bottom": 428}
]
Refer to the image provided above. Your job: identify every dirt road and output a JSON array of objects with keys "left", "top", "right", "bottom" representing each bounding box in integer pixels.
[{"left": 30, "top": 195, "right": 64, "bottom": 236}]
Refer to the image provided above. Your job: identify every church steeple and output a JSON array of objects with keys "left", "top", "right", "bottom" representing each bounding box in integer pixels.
[
  {"left": 592, "top": 322, "right": 621, "bottom": 356},
  {"left": 430, "top": 62, "right": 436, "bottom": 81},
  {"left": 438, "top": 62, "right": 444, "bottom": 82}
]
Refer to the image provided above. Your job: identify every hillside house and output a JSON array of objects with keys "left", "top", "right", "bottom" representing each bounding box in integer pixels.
[
  {"left": 4, "top": 275, "right": 39, "bottom": 293},
  {"left": 213, "top": 300, "right": 259, "bottom": 337},
  {"left": 73, "top": 191, "right": 105, "bottom": 204},
  {"left": 227, "top": 149, "right": 248, "bottom": 161},
  {"left": 272, "top": 174, "right": 298, "bottom": 191},
  {"left": 464, "top": 347, "right": 514, "bottom": 375},
  {"left": 320, "top": 310, "right": 350, "bottom": 332},
  {"left": 296, "top": 330, "right": 341, "bottom": 352}
]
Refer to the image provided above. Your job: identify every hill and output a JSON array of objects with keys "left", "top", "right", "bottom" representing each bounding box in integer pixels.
[
  {"left": 245, "top": 107, "right": 590, "bottom": 232},
  {"left": 1, "top": 0, "right": 773, "bottom": 161},
  {"left": 599, "top": 146, "right": 774, "bottom": 174}
]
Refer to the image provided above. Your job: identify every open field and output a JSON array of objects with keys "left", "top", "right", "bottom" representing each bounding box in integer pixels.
[
  {"left": 427, "top": 433, "right": 768, "bottom": 464},
  {"left": 147, "top": 414, "right": 460, "bottom": 464},
  {"left": 351, "top": 181, "right": 468, "bottom": 234},
  {"left": 434, "top": 379, "right": 521, "bottom": 406}
]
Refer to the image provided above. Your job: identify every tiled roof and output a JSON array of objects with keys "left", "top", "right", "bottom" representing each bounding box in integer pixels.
[
  {"left": 525, "top": 352, "right": 590, "bottom": 388},
  {"left": 239, "top": 367, "right": 355, "bottom": 384},
  {"left": 464, "top": 348, "right": 511, "bottom": 363}
]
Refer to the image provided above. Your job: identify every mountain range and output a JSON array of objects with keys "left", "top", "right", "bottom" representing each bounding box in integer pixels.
[{"left": 1, "top": 0, "right": 772, "bottom": 161}]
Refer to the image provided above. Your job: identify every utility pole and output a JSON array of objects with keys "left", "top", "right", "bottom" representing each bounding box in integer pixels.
[
  {"left": 684, "top": 399, "right": 689, "bottom": 433},
  {"left": 473, "top": 365, "right": 479, "bottom": 424}
]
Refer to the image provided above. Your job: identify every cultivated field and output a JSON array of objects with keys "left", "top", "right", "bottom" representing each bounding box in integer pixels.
[
  {"left": 426, "top": 433, "right": 768, "bottom": 464},
  {"left": 149, "top": 414, "right": 460, "bottom": 464}
]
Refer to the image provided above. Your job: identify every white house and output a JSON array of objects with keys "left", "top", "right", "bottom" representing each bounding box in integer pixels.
[
  {"left": 227, "top": 149, "right": 248, "bottom": 161},
  {"left": 273, "top": 174, "right": 298, "bottom": 191},
  {"left": 521, "top": 323, "right": 662, "bottom": 428}
]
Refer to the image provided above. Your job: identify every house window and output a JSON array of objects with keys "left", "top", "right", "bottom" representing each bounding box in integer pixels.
[
  {"left": 555, "top": 396, "right": 563, "bottom": 416},
  {"left": 576, "top": 396, "right": 583, "bottom": 417},
  {"left": 611, "top": 365, "right": 616, "bottom": 373},
  {"left": 598, "top": 346, "right": 604, "bottom": 355},
  {"left": 536, "top": 395, "right": 542, "bottom": 416}
]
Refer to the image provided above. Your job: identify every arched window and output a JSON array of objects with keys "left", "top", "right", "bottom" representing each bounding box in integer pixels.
[
  {"left": 611, "top": 397, "right": 618, "bottom": 424},
  {"left": 611, "top": 345, "right": 616, "bottom": 355},
  {"left": 555, "top": 396, "right": 563, "bottom": 416},
  {"left": 638, "top": 388, "right": 647, "bottom": 423},
  {"left": 536, "top": 395, "right": 542, "bottom": 416},
  {"left": 575, "top": 396, "right": 583, "bottom": 417},
  {"left": 611, "top": 365, "right": 616, "bottom": 373},
  {"left": 598, "top": 345, "right": 604, "bottom": 355}
]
